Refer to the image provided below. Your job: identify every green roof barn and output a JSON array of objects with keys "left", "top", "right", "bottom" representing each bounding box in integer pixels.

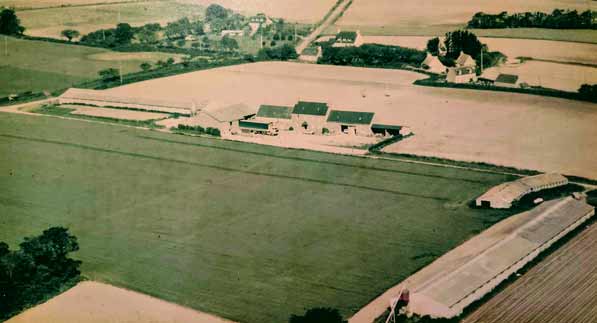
[{"left": 327, "top": 110, "right": 375, "bottom": 125}]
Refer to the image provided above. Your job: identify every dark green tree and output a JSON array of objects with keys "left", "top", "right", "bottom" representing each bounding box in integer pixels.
[
  {"left": 289, "top": 307, "right": 346, "bottom": 323},
  {"left": 139, "top": 62, "right": 152, "bottom": 71},
  {"left": 444, "top": 30, "right": 483, "bottom": 60},
  {"left": 221, "top": 35, "right": 239, "bottom": 51},
  {"left": 98, "top": 68, "right": 119, "bottom": 82},
  {"left": 114, "top": 23, "right": 134, "bottom": 45},
  {"left": 426, "top": 37, "right": 440, "bottom": 56},
  {"left": 206, "top": 4, "right": 228, "bottom": 21},
  {"left": 60, "top": 29, "right": 80, "bottom": 41},
  {"left": 0, "top": 9, "right": 25, "bottom": 35}
]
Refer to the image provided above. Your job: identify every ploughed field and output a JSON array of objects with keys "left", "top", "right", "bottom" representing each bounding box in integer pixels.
[
  {"left": 464, "top": 222, "right": 597, "bottom": 323},
  {"left": 0, "top": 112, "right": 514, "bottom": 323},
  {"left": 0, "top": 37, "right": 181, "bottom": 97}
]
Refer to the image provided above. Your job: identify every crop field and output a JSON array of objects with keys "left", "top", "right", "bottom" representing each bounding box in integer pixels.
[
  {"left": 0, "top": 112, "right": 517, "bottom": 323},
  {"left": 0, "top": 0, "right": 154, "bottom": 10},
  {"left": 98, "top": 62, "right": 597, "bottom": 179},
  {"left": 359, "top": 36, "right": 597, "bottom": 65},
  {"left": 0, "top": 37, "right": 180, "bottom": 96},
  {"left": 17, "top": 1, "right": 203, "bottom": 38},
  {"left": 464, "top": 222, "right": 597, "bottom": 323},
  {"left": 333, "top": 0, "right": 594, "bottom": 31}
]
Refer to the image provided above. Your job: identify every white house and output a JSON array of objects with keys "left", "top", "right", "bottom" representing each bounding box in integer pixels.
[{"left": 446, "top": 66, "right": 477, "bottom": 83}]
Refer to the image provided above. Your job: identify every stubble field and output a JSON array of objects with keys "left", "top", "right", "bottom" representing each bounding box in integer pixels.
[
  {"left": 101, "top": 61, "right": 597, "bottom": 179},
  {"left": 0, "top": 111, "right": 514, "bottom": 323}
]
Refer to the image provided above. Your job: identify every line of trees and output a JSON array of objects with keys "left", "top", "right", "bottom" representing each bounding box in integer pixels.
[
  {"left": 426, "top": 30, "right": 506, "bottom": 70},
  {"left": 467, "top": 9, "right": 596, "bottom": 29},
  {"left": 319, "top": 43, "right": 426, "bottom": 68},
  {"left": 257, "top": 43, "right": 298, "bottom": 61},
  {"left": 0, "top": 227, "right": 81, "bottom": 320}
]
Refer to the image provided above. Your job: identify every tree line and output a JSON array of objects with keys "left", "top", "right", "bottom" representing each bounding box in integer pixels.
[
  {"left": 426, "top": 30, "right": 506, "bottom": 70},
  {"left": 0, "top": 227, "right": 81, "bottom": 320},
  {"left": 319, "top": 43, "right": 426, "bottom": 68},
  {"left": 467, "top": 9, "right": 596, "bottom": 29}
]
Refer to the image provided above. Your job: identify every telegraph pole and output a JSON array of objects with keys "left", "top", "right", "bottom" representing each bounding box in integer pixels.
[{"left": 4, "top": 35, "right": 7, "bottom": 56}]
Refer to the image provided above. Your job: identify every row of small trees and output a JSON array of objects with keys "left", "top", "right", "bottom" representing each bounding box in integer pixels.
[
  {"left": 0, "top": 227, "right": 81, "bottom": 320},
  {"left": 467, "top": 9, "right": 596, "bottom": 29}
]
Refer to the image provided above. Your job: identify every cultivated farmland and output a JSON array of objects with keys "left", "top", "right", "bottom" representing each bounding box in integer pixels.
[
  {"left": 0, "top": 37, "right": 181, "bottom": 96},
  {"left": 0, "top": 0, "right": 151, "bottom": 9},
  {"left": 463, "top": 222, "right": 597, "bottom": 323},
  {"left": 333, "top": 0, "right": 595, "bottom": 37},
  {"left": 67, "top": 105, "right": 170, "bottom": 120},
  {"left": 0, "top": 112, "right": 516, "bottom": 323},
  {"left": 17, "top": 1, "right": 203, "bottom": 38},
  {"left": 100, "top": 62, "right": 597, "bottom": 178}
]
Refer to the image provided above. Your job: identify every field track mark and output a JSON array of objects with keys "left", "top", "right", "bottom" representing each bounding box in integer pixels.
[
  {"left": 137, "top": 135, "right": 490, "bottom": 184},
  {"left": 0, "top": 133, "right": 449, "bottom": 201},
  {"left": 15, "top": 0, "right": 169, "bottom": 11}
]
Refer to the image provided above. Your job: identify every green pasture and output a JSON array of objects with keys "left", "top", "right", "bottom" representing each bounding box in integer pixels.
[{"left": 0, "top": 113, "right": 514, "bottom": 323}]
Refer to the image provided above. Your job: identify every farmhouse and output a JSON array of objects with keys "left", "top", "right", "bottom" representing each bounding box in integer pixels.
[
  {"left": 332, "top": 30, "right": 363, "bottom": 47},
  {"left": 476, "top": 173, "right": 569, "bottom": 209},
  {"left": 255, "top": 104, "right": 293, "bottom": 130},
  {"left": 447, "top": 66, "right": 477, "bottom": 83},
  {"left": 58, "top": 88, "right": 197, "bottom": 115},
  {"left": 326, "top": 110, "right": 375, "bottom": 136},
  {"left": 291, "top": 101, "right": 329, "bottom": 133},
  {"left": 421, "top": 53, "right": 447, "bottom": 74},
  {"left": 198, "top": 102, "right": 256, "bottom": 134},
  {"left": 494, "top": 73, "right": 520, "bottom": 88},
  {"left": 405, "top": 196, "right": 595, "bottom": 319},
  {"left": 455, "top": 52, "right": 475, "bottom": 68}
]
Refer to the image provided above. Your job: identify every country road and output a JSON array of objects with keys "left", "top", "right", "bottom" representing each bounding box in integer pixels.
[{"left": 295, "top": 0, "right": 352, "bottom": 55}]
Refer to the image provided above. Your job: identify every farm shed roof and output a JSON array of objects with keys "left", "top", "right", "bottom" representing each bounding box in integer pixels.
[
  {"left": 371, "top": 124, "right": 402, "bottom": 131},
  {"left": 257, "top": 105, "right": 292, "bottom": 119},
  {"left": 60, "top": 88, "right": 196, "bottom": 111},
  {"left": 239, "top": 120, "right": 270, "bottom": 130},
  {"left": 477, "top": 173, "right": 568, "bottom": 207},
  {"left": 336, "top": 31, "right": 357, "bottom": 42},
  {"left": 327, "top": 110, "right": 375, "bottom": 125},
  {"left": 495, "top": 74, "right": 519, "bottom": 84},
  {"left": 406, "top": 197, "right": 595, "bottom": 319},
  {"left": 204, "top": 103, "right": 256, "bottom": 122},
  {"left": 293, "top": 101, "right": 328, "bottom": 116}
]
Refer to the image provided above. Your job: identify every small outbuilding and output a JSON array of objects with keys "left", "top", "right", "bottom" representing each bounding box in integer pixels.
[
  {"left": 371, "top": 124, "right": 402, "bottom": 137},
  {"left": 494, "top": 73, "right": 519, "bottom": 88},
  {"left": 332, "top": 30, "right": 363, "bottom": 47}
]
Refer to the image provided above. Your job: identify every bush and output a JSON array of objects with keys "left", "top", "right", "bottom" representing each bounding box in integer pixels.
[
  {"left": 578, "top": 84, "right": 597, "bottom": 100},
  {"left": 257, "top": 44, "right": 298, "bottom": 61}
]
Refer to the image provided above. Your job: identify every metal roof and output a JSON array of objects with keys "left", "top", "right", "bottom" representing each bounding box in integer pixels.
[
  {"left": 371, "top": 124, "right": 402, "bottom": 130},
  {"left": 204, "top": 103, "right": 256, "bottom": 122},
  {"left": 327, "top": 110, "right": 375, "bottom": 125},
  {"left": 60, "top": 88, "right": 195, "bottom": 111},
  {"left": 256, "top": 105, "right": 292, "bottom": 119},
  {"left": 336, "top": 31, "right": 357, "bottom": 43},
  {"left": 292, "top": 101, "right": 328, "bottom": 116},
  {"left": 495, "top": 73, "right": 519, "bottom": 84},
  {"left": 239, "top": 120, "right": 270, "bottom": 130},
  {"left": 477, "top": 174, "right": 568, "bottom": 206}
]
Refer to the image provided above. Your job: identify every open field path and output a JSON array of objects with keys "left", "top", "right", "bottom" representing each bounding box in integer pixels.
[
  {"left": 463, "top": 222, "right": 597, "bottom": 323},
  {"left": 6, "top": 281, "right": 236, "bottom": 323},
  {"left": 296, "top": 0, "right": 352, "bottom": 54}
]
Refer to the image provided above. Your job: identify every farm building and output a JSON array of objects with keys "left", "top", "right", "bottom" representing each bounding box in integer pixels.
[
  {"left": 455, "top": 52, "right": 475, "bottom": 68},
  {"left": 404, "top": 196, "right": 595, "bottom": 319},
  {"left": 238, "top": 120, "right": 276, "bottom": 135},
  {"left": 447, "top": 66, "right": 477, "bottom": 83},
  {"left": 332, "top": 30, "right": 363, "bottom": 47},
  {"left": 371, "top": 124, "right": 403, "bottom": 136},
  {"left": 476, "top": 173, "right": 569, "bottom": 209},
  {"left": 221, "top": 30, "right": 244, "bottom": 37},
  {"left": 299, "top": 46, "right": 323, "bottom": 63},
  {"left": 255, "top": 104, "right": 293, "bottom": 130},
  {"left": 291, "top": 101, "right": 329, "bottom": 134},
  {"left": 326, "top": 110, "right": 375, "bottom": 136},
  {"left": 494, "top": 73, "right": 520, "bottom": 88},
  {"left": 421, "top": 53, "right": 447, "bottom": 74},
  {"left": 198, "top": 103, "right": 256, "bottom": 134},
  {"left": 58, "top": 88, "right": 197, "bottom": 115}
]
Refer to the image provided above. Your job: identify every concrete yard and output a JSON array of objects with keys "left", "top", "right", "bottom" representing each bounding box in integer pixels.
[
  {"left": 463, "top": 221, "right": 597, "bottom": 323},
  {"left": 100, "top": 61, "right": 597, "bottom": 179}
]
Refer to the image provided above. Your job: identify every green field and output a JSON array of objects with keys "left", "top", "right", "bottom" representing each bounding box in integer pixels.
[
  {"left": 0, "top": 113, "right": 515, "bottom": 323},
  {"left": 0, "top": 37, "right": 180, "bottom": 97},
  {"left": 17, "top": 1, "right": 203, "bottom": 38}
]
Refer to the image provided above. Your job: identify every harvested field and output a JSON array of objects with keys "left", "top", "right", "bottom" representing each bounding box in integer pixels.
[
  {"left": 6, "top": 281, "right": 234, "bottom": 323},
  {"left": 18, "top": 1, "right": 202, "bottom": 38},
  {"left": 0, "top": 0, "right": 154, "bottom": 10},
  {"left": 66, "top": 105, "right": 170, "bottom": 120},
  {"left": 360, "top": 36, "right": 597, "bottom": 66},
  {"left": 334, "top": 0, "right": 595, "bottom": 36},
  {"left": 178, "top": 0, "right": 337, "bottom": 22},
  {"left": 0, "top": 37, "right": 179, "bottom": 96},
  {"left": 0, "top": 112, "right": 516, "bottom": 323},
  {"left": 463, "top": 222, "right": 597, "bottom": 323},
  {"left": 100, "top": 61, "right": 597, "bottom": 179}
]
